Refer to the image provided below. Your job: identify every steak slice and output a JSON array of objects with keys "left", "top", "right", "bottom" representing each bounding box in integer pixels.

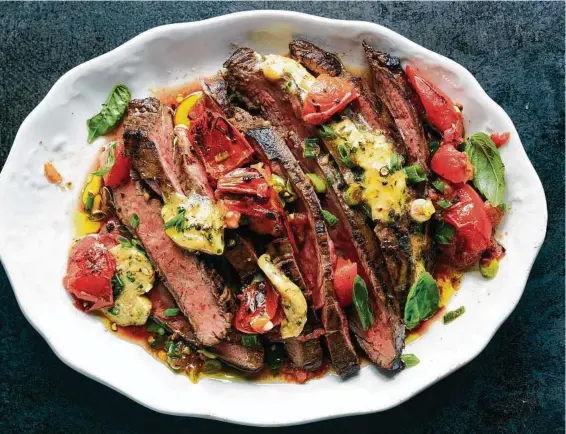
[
  {"left": 149, "top": 283, "right": 263, "bottom": 371},
  {"left": 363, "top": 41, "right": 429, "bottom": 170},
  {"left": 244, "top": 125, "right": 359, "bottom": 378},
  {"left": 223, "top": 231, "right": 258, "bottom": 282},
  {"left": 225, "top": 47, "right": 404, "bottom": 370},
  {"left": 113, "top": 181, "right": 231, "bottom": 346}
]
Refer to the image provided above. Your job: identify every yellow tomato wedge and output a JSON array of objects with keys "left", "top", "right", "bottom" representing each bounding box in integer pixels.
[{"left": 174, "top": 91, "right": 204, "bottom": 127}]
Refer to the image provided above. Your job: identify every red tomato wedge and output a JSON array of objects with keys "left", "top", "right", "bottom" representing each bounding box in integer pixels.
[
  {"left": 440, "top": 184, "right": 492, "bottom": 268},
  {"left": 333, "top": 257, "right": 357, "bottom": 307},
  {"left": 189, "top": 111, "right": 254, "bottom": 179},
  {"left": 235, "top": 279, "right": 281, "bottom": 334},
  {"left": 490, "top": 132, "right": 510, "bottom": 148},
  {"left": 63, "top": 234, "right": 118, "bottom": 311},
  {"left": 430, "top": 144, "right": 474, "bottom": 184},
  {"left": 100, "top": 142, "right": 131, "bottom": 188},
  {"left": 405, "top": 65, "right": 464, "bottom": 144},
  {"left": 302, "top": 74, "right": 358, "bottom": 125}
]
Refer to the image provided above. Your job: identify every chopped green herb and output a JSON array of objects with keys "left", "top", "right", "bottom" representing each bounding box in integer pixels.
[
  {"left": 431, "top": 178, "right": 445, "bottom": 193},
  {"left": 198, "top": 349, "right": 218, "bottom": 359},
  {"left": 404, "top": 164, "right": 427, "bottom": 184},
  {"left": 404, "top": 272, "right": 440, "bottom": 330},
  {"left": 353, "top": 275, "right": 374, "bottom": 330},
  {"left": 130, "top": 213, "right": 139, "bottom": 229},
  {"left": 147, "top": 321, "right": 165, "bottom": 336},
  {"left": 87, "top": 84, "right": 131, "bottom": 143},
  {"left": 401, "top": 353, "right": 420, "bottom": 368},
  {"left": 92, "top": 142, "right": 117, "bottom": 176},
  {"left": 241, "top": 334, "right": 259, "bottom": 347},
  {"left": 338, "top": 143, "right": 354, "bottom": 167},
  {"left": 318, "top": 124, "right": 336, "bottom": 139},
  {"left": 443, "top": 306, "right": 466, "bottom": 324},
  {"left": 437, "top": 199, "right": 452, "bottom": 209},
  {"left": 164, "top": 208, "right": 186, "bottom": 232},
  {"left": 389, "top": 152, "right": 403, "bottom": 171},
  {"left": 303, "top": 137, "right": 320, "bottom": 159},
  {"left": 306, "top": 173, "right": 327, "bottom": 193},
  {"left": 163, "top": 307, "right": 180, "bottom": 317},
  {"left": 428, "top": 141, "right": 440, "bottom": 157},
  {"left": 85, "top": 192, "right": 95, "bottom": 212},
  {"left": 322, "top": 209, "right": 339, "bottom": 227},
  {"left": 117, "top": 236, "right": 133, "bottom": 248},
  {"left": 345, "top": 183, "right": 363, "bottom": 206},
  {"left": 326, "top": 175, "right": 334, "bottom": 186}
]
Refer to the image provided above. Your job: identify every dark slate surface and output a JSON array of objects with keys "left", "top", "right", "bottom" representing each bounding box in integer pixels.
[{"left": 0, "top": 2, "right": 564, "bottom": 433}]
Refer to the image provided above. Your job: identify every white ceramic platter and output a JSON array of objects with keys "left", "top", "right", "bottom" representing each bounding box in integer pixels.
[{"left": 0, "top": 11, "right": 547, "bottom": 426}]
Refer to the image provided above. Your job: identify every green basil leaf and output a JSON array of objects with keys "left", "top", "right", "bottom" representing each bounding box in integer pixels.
[
  {"left": 464, "top": 132, "right": 506, "bottom": 206},
  {"left": 404, "top": 271, "right": 440, "bottom": 330},
  {"left": 404, "top": 165, "right": 427, "bottom": 184},
  {"left": 435, "top": 221, "right": 455, "bottom": 245},
  {"left": 130, "top": 213, "right": 140, "bottom": 229},
  {"left": 443, "top": 306, "right": 466, "bottom": 324},
  {"left": 87, "top": 84, "right": 131, "bottom": 143},
  {"left": 92, "top": 142, "right": 117, "bottom": 176},
  {"left": 163, "top": 307, "right": 180, "bottom": 317},
  {"left": 321, "top": 209, "right": 339, "bottom": 227},
  {"left": 400, "top": 353, "right": 420, "bottom": 368},
  {"left": 353, "top": 275, "right": 374, "bottom": 330}
]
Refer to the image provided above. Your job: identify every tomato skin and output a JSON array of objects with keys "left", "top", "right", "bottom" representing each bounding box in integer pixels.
[
  {"left": 302, "top": 74, "right": 358, "bottom": 125},
  {"left": 101, "top": 142, "right": 131, "bottom": 188},
  {"left": 333, "top": 258, "right": 357, "bottom": 307},
  {"left": 430, "top": 145, "right": 474, "bottom": 183},
  {"left": 405, "top": 65, "right": 464, "bottom": 144},
  {"left": 189, "top": 111, "right": 254, "bottom": 179},
  {"left": 440, "top": 185, "right": 492, "bottom": 268},
  {"left": 235, "top": 279, "right": 281, "bottom": 334},
  {"left": 490, "top": 132, "right": 510, "bottom": 148},
  {"left": 64, "top": 234, "right": 118, "bottom": 311}
]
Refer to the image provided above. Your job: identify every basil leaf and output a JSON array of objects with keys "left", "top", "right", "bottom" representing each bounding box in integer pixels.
[
  {"left": 92, "top": 142, "right": 117, "bottom": 176},
  {"left": 435, "top": 221, "right": 455, "bottom": 245},
  {"left": 404, "top": 165, "right": 427, "bottom": 184},
  {"left": 400, "top": 353, "right": 420, "bottom": 368},
  {"left": 130, "top": 213, "right": 140, "bottom": 229},
  {"left": 464, "top": 132, "right": 506, "bottom": 206},
  {"left": 404, "top": 271, "right": 440, "bottom": 330},
  {"left": 87, "top": 84, "right": 131, "bottom": 143},
  {"left": 443, "top": 306, "right": 466, "bottom": 324},
  {"left": 163, "top": 307, "right": 180, "bottom": 317},
  {"left": 321, "top": 209, "right": 338, "bottom": 227},
  {"left": 353, "top": 275, "right": 374, "bottom": 330}
]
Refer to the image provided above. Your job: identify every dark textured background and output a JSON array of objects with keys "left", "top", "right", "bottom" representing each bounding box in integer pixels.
[{"left": 0, "top": 2, "right": 564, "bottom": 433}]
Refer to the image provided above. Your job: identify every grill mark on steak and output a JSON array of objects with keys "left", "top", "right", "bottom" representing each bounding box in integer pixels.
[
  {"left": 113, "top": 181, "right": 231, "bottom": 347},
  {"left": 225, "top": 46, "right": 405, "bottom": 370},
  {"left": 150, "top": 282, "right": 264, "bottom": 371},
  {"left": 363, "top": 41, "right": 429, "bottom": 170}
]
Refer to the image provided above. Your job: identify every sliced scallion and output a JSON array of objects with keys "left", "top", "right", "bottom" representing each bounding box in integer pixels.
[
  {"left": 322, "top": 209, "right": 338, "bottom": 227},
  {"left": 306, "top": 173, "right": 327, "bottom": 193},
  {"left": 443, "top": 306, "right": 466, "bottom": 324},
  {"left": 404, "top": 165, "right": 427, "bottom": 184}
]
